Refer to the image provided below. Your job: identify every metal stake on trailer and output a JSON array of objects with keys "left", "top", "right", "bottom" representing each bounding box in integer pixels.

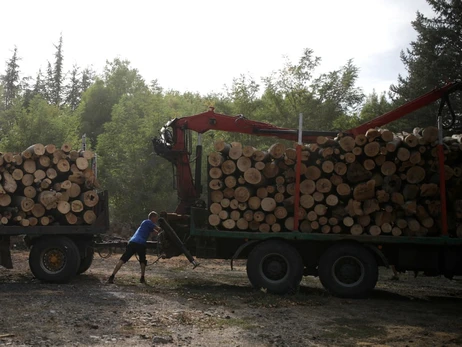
[
  {"left": 293, "top": 113, "right": 303, "bottom": 231},
  {"left": 437, "top": 115, "right": 448, "bottom": 236}
]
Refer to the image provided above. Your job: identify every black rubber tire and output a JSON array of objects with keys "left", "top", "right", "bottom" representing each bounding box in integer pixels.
[
  {"left": 246, "top": 240, "right": 303, "bottom": 294},
  {"left": 318, "top": 243, "right": 378, "bottom": 298},
  {"left": 29, "top": 237, "right": 81, "bottom": 283},
  {"left": 77, "top": 247, "right": 94, "bottom": 275}
]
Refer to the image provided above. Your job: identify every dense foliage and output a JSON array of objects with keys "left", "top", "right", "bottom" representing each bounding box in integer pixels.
[{"left": 0, "top": 1, "right": 459, "bottom": 225}]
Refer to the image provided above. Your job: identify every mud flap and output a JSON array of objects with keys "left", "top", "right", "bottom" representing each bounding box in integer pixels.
[
  {"left": 0, "top": 236, "right": 13, "bottom": 269},
  {"left": 158, "top": 218, "right": 199, "bottom": 268}
]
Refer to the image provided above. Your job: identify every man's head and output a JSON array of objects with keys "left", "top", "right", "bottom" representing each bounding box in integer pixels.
[{"left": 148, "top": 211, "right": 159, "bottom": 223}]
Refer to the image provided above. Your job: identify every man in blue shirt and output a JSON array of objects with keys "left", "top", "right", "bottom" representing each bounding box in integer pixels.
[{"left": 108, "top": 211, "right": 160, "bottom": 284}]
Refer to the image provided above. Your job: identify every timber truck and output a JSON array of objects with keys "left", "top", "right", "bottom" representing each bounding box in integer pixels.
[
  {"left": 0, "top": 191, "right": 109, "bottom": 283},
  {"left": 153, "top": 81, "right": 462, "bottom": 298}
]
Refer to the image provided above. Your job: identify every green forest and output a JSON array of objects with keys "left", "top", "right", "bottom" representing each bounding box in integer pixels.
[{"left": 0, "top": 0, "right": 460, "bottom": 227}]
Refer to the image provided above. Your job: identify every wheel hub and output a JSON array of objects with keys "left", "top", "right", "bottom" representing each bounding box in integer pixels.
[
  {"left": 332, "top": 256, "right": 365, "bottom": 287},
  {"left": 42, "top": 249, "right": 66, "bottom": 273},
  {"left": 261, "top": 254, "right": 288, "bottom": 282}
]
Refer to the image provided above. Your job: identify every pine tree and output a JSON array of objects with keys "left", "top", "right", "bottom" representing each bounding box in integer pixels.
[
  {"left": 390, "top": 0, "right": 462, "bottom": 129},
  {"left": 65, "top": 65, "right": 81, "bottom": 111},
  {"left": 52, "top": 34, "right": 64, "bottom": 106},
  {"left": 1, "top": 47, "right": 21, "bottom": 109}
]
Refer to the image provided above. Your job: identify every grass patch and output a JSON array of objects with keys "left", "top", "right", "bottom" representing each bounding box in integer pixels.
[{"left": 321, "top": 318, "right": 386, "bottom": 340}]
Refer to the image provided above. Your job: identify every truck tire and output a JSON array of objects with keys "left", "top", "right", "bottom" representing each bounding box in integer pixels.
[
  {"left": 29, "top": 237, "right": 81, "bottom": 283},
  {"left": 246, "top": 240, "right": 303, "bottom": 294},
  {"left": 318, "top": 243, "right": 378, "bottom": 298},
  {"left": 77, "top": 247, "right": 94, "bottom": 275}
]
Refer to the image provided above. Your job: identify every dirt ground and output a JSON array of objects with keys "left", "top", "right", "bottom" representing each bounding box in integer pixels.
[{"left": 1, "top": 249, "right": 462, "bottom": 347}]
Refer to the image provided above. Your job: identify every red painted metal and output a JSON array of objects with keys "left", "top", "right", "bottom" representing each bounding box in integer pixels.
[{"left": 348, "top": 82, "right": 460, "bottom": 136}]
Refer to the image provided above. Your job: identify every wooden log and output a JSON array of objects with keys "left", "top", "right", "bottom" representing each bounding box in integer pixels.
[
  {"left": 229, "top": 145, "right": 243, "bottom": 160},
  {"left": 307, "top": 211, "right": 318, "bottom": 222},
  {"left": 46, "top": 168, "right": 58, "bottom": 180},
  {"left": 416, "top": 205, "right": 434, "bottom": 228},
  {"left": 420, "top": 183, "right": 439, "bottom": 197},
  {"left": 271, "top": 223, "right": 281, "bottom": 232},
  {"left": 209, "top": 179, "right": 224, "bottom": 190},
  {"left": 68, "top": 183, "right": 81, "bottom": 199},
  {"left": 221, "top": 160, "right": 236, "bottom": 175},
  {"left": 332, "top": 225, "right": 342, "bottom": 234},
  {"left": 422, "top": 126, "right": 438, "bottom": 143},
  {"left": 299, "top": 194, "right": 314, "bottom": 209},
  {"left": 383, "top": 175, "right": 402, "bottom": 193},
  {"left": 249, "top": 221, "right": 260, "bottom": 231},
  {"left": 316, "top": 178, "right": 332, "bottom": 193},
  {"left": 34, "top": 170, "right": 46, "bottom": 182},
  {"left": 24, "top": 143, "right": 45, "bottom": 157},
  {"left": 381, "top": 161, "right": 397, "bottom": 176},
  {"left": 355, "top": 134, "right": 367, "bottom": 146},
  {"left": 248, "top": 196, "right": 261, "bottom": 210},
  {"left": 274, "top": 192, "right": 285, "bottom": 203},
  {"left": 208, "top": 214, "right": 221, "bottom": 226},
  {"left": 209, "top": 167, "right": 223, "bottom": 179},
  {"left": 258, "top": 223, "right": 270, "bottom": 233},
  {"left": 363, "top": 199, "right": 380, "bottom": 215},
  {"left": 406, "top": 166, "right": 426, "bottom": 184},
  {"left": 322, "top": 161, "right": 334, "bottom": 174},
  {"left": 347, "top": 162, "right": 372, "bottom": 183},
  {"left": 300, "top": 180, "right": 316, "bottom": 195},
  {"left": 75, "top": 157, "right": 89, "bottom": 171},
  {"left": 237, "top": 157, "right": 251, "bottom": 172},
  {"left": 262, "top": 162, "right": 280, "bottom": 179},
  {"left": 252, "top": 150, "right": 269, "bottom": 162},
  {"left": 376, "top": 190, "right": 390, "bottom": 203},
  {"left": 312, "top": 191, "right": 324, "bottom": 202},
  {"left": 346, "top": 199, "right": 363, "bottom": 216},
  {"left": 261, "top": 197, "right": 276, "bottom": 212},
  {"left": 229, "top": 199, "right": 239, "bottom": 210},
  {"left": 334, "top": 162, "right": 347, "bottom": 176},
  {"left": 358, "top": 214, "right": 371, "bottom": 227},
  {"left": 344, "top": 152, "right": 356, "bottom": 163},
  {"left": 353, "top": 180, "right": 375, "bottom": 201},
  {"left": 254, "top": 211, "right": 265, "bottom": 223},
  {"left": 330, "top": 174, "right": 343, "bottom": 187},
  {"left": 339, "top": 136, "right": 356, "bottom": 152},
  {"left": 368, "top": 225, "right": 381, "bottom": 236},
  {"left": 242, "top": 146, "right": 256, "bottom": 158},
  {"left": 328, "top": 217, "right": 339, "bottom": 226},
  {"left": 352, "top": 147, "right": 363, "bottom": 156},
  {"left": 365, "top": 129, "right": 381, "bottom": 141},
  {"left": 392, "top": 227, "right": 403, "bottom": 236},
  {"left": 243, "top": 210, "right": 254, "bottom": 222},
  {"left": 224, "top": 176, "right": 237, "bottom": 188},
  {"left": 404, "top": 134, "right": 419, "bottom": 147},
  {"left": 71, "top": 200, "right": 84, "bottom": 213},
  {"left": 274, "top": 206, "right": 288, "bottom": 220},
  {"left": 336, "top": 183, "right": 351, "bottom": 197},
  {"left": 299, "top": 220, "right": 312, "bottom": 233},
  {"left": 24, "top": 186, "right": 36, "bottom": 199},
  {"left": 254, "top": 161, "right": 266, "bottom": 171},
  {"left": 3, "top": 172, "right": 17, "bottom": 193},
  {"left": 409, "top": 151, "right": 422, "bottom": 165},
  {"left": 244, "top": 168, "right": 263, "bottom": 185},
  {"left": 305, "top": 166, "right": 321, "bottom": 180},
  {"left": 214, "top": 140, "right": 230, "bottom": 154},
  {"left": 350, "top": 224, "right": 363, "bottom": 236},
  {"left": 230, "top": 210, "right": 241, "bottom": 221},
  {"left": 268, "top": 143, "right": 286, "bottom": 159},
  {"left": 343, "top": 216, "right": 354, "bottom": 227},
  {"left": 220, "top": 198, "right": 230, "bottom": 209},
  {"left": 386, "top": 136, "right": 402, "bottom": 152},
  {"left": 208, "top": 152, "right": 224, "bottom": 167},
  {"left": 83, "top": 210, "right": 96, "bottom": 225},
  {"left": 364, "top": 142, "right": 380, "bottom": 157},
  {"left": 219, "top": 210, "right": 229, "bottom": 220},
  {"left": 0, "top": 194, "right": 11, "bottom": 208},
  {"left": 265, "top": 213, "right": 276, "bottom": 225},
  {"left": 326, "top": 194, "right": 339, "bottom": 207},
  {"left": 40, "top": 178, "right": 52, "bottom": 190},
  {"left": 223, "top": 219, "right": 236, "bottom": 230},
  {"left": 284, "top": 217, "right": 295, "bottom": 231},
  {"left": 236, "top": 218, "right": 249, "bottom": 230},
  {"left": 56, "top": 159, "right": 70, "bottom": 173},
  {"left": 256, "top": 187, "right": 268, "bottom": 199},
  {"left": 363, "top": 159, "right": 375, "bottom": 171},
  {"left": 13, "top": 196, "right": 34, "bottom": 212}
]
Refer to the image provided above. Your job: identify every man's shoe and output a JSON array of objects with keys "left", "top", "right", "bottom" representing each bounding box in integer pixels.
[
  {"left": 107, "top": 275, "right": 115, "bottom": 284},
  {"left": 140, "top": 276, "right": 146, "bottom": 284}
]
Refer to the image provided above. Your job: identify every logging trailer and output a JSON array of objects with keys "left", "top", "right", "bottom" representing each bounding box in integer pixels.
[
  {"left": 0, "top": 191, "right": 109, "bottom": 283},
  {"left": 153, "top": 81, "right": 462, "bottom": 298}
]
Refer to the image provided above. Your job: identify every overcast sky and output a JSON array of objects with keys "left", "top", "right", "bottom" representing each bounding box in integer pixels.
[{"left": 1, "top": 0, "right": 434, "bottom": 97}]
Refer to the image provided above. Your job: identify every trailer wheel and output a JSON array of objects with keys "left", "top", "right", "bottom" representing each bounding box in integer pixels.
[
  {"left": 29, "top": 237, "right": 80, "bottom": 283},
  {"left": 246, "top": 240, "right": 303, "bottom": 294},
  {"left": 318, "top": 243, "right": 378, "bottom": 298},
  {"left": 77, "top": 247, "right": 94, "bottom": 275}
]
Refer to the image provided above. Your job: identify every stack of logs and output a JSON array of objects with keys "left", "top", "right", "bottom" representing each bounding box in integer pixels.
[
  {"left": 0, "top": 143, "right": 99, "bottom": 226},
  {"left": 207, "top": 127, "right": 462, "bottom": 238}
]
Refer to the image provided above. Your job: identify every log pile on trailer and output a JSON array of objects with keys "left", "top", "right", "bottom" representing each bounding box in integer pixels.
[
  {"left": 0, "top": 143, "right": 99, "bottom": 226},
  {"left": 207, "top": 128, "right": 462, "bottom": 238}
]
